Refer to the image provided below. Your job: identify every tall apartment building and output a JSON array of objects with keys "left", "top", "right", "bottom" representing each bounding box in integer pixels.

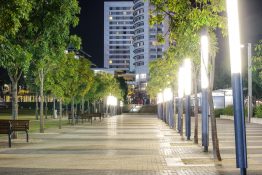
[
  {"left": 133, "top": 0, "right": 169, "bottom": 90},
  {"left": 104, "top": 1, "right": 169, "bottom": 85},
  {"left": 104, "top": 1, "right": 134, "bottom": 71}
]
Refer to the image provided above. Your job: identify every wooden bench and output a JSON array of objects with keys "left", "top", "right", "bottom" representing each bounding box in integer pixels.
[
  {"left": 0, "top": 119, "right": 29, "bottom": 148},
  {"left": 80, "top": 113, "right": 103, "bottom": 124},
  {"left": 68, "top": 112, "right": 80, "bottom": 124}
]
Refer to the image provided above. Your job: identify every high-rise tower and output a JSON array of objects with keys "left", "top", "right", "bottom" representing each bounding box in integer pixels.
[{"left": 104, "top": 1, "right": 134, "bottom": 71}]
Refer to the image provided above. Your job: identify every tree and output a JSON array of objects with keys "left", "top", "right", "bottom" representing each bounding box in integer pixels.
[
  {"left": 0, "top": 0, "right": 32, "bottom": 40},
  {"left": 252, "top": 40, "right": 262, "bottom": 100},
  {"left": 86, "top": 72, "right": 123, "bottom": 114},
  {"left": 25, "top": 0, "right": 80, "bottom": 132},
  {"left": 149, "top": 0, "right": 227, "bottom": 160},
  {"left": 0, "top": 1, "right": 34, "bottom": 121}
]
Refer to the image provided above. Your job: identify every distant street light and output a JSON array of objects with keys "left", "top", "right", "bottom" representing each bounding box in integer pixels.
[
  {"left": 201, "top": 28, "right": 209, "bottom": 152},
  {"left": 184, "top": 59, "right": 192, "bottom": 140},
  {"left": 107, "top": 95, "right": 117, "bottom": 116},
  {"left": 120, "top": 101, "right": 123, "bottom": 114},
  {"left": 226, "top": 0, "right": 248, "bottom": 174}
]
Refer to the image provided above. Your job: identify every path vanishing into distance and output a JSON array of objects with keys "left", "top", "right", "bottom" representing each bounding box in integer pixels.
[{"left": 0, "top": 114, "right": 262, "bottom": 175}]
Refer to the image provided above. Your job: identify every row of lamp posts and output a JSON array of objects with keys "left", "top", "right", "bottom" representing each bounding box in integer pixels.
[{"left": 157, "top": 0, "right": 247, "bottom": 174}]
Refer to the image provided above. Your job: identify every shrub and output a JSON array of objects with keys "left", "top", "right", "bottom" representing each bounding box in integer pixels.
[
  {"left": 214, "top": 105, "right": 234, "bottom": 118},
  {"left": 254, "top": 105, "right": 262, "bottom": 118},
  {"left": 214, "top": 109, "right": 224, "bottom": 118},
  {"left": 223, "top": 105, "right": 234, "bottom": 116}
]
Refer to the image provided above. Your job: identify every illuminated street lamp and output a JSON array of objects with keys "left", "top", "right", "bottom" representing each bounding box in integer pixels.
[
  {"left": 184, "top": 59, "right": 192, "bottom": 140},
  {"left": 107, "top": 95, "right": 117, "bottom": 116},
  {"left": 226, "top": 0, "right": 248, "bottom": 174},
  {"left": 120, "top": 101, "right": 123, "bottom": 114},
  {"left": 201, "top": 28, "right": 209, "bottom": 152},
  {"left": 178, "top": 67, "right": 184, "bottom": 134}
]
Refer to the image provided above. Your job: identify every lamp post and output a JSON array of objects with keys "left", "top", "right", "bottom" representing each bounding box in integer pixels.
[
  {"left": 157, "top": 93, "right": 163, "bottom": 119},
  {"left": 120, "top": 101, "right": 123, "bottom": 114},
  {"left": 201, "top": 29, "right": 209, "bottom": 152},
  {"left": 226, "top": 0, "right": 248, "bottom": 174},
  {"left": 164, "top": 88, "right": 173, "bottom": 128},
  {"left": 178, "top": 67, "right": 184, "bottom": 134},
  {"left": 184, "top": 59, "right": 192, "bottom": 140},
  {"left": 107, "top": 95, "right": 117, "bottom": 116}
]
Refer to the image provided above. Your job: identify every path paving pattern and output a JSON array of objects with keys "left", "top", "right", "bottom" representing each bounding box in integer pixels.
[{"left": 0, "top": 114, "right": 262, "bottom": 174}]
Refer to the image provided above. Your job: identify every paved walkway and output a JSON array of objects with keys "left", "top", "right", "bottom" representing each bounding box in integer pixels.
[{"left": 0, "top": 114, "right": 261, "bottom": 174}]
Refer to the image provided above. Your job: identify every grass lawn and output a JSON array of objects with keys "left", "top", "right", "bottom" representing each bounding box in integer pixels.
[{"left": 0, "top": 109, "right": 69, "bottom": 133}]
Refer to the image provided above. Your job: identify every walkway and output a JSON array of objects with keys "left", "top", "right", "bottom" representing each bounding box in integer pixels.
[{"left": 0, "top": 114, "right": 261, "bottom": 174}]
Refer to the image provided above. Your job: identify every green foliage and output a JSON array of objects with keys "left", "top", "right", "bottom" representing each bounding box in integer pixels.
[
  {"left": 254, "top": 105, "right": 262, "bottom": 118},
  {"left": 223, "top": 105, "right": 234, "bottom": 116},
  {"left": 86, "top": 72, "right": 123, "bottom": 102},
  {"left": 214, "top": 105, "right": 234, "bottom": 117},
  {"left": 252, "top": 40, "right": 262, "bottom": 99},
  {"left": 148, "top": 0, "right": 227, "bottom": 99},
  {"left": 147, "top": 51, "right": 181, "bottom": 97},
  {"left": 117, "top": 77, "right": 128, "bottom": 102},
  {"left": 0, "top": 0, "right": 32, "bottom": 38},
  {"left": 214, "top": 108, "right": 224, "bottom": 118}
]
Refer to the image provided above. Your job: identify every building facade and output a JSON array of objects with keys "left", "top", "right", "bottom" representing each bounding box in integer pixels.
[
  {"left": 104, "top": 1, "right": 169, "bottom": 95},
  {"left": 104, "top": 1, "right": 134, "bottom": 71},
  {"left": 133, "top": 0, "right": 169, "bottom": 91}
]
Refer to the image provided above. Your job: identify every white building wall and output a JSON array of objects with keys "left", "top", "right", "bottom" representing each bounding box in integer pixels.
[
  {"left": 133, "top": 0, "right": 169, "bottom": 83},
  {"left": 104, "top": 2, "right": 134, "bottom": 71}
]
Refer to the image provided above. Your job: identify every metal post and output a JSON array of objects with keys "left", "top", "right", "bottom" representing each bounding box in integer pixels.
[
  {"left": 162, "top": 103, "right": 164, "bottom": 121},
  {"left": 177, "top": 98, "right": 182, "bottom": 133},
  {"left": 226, "top": 0, "right": 248, "bottom": 173},
  {"left": 232, "top": 73, "right": 248, "bottom": 174},
  {"left": 157, "top": 104, "right": 160, "bottom": 119},
  {"left": 247, "top": 43, "right": 252, "bottom": 123},
  {"left": 169, "top": 100, "right": 174, "bottom": 128},
  {"left": 202, "top": 89, "right": 209, "bottom": 151},
  {"left": 166, "top": 101, "right": 169, "bottom": 125},
  {"left": 185, "top": 95, "right": 191, "bottom": 140}
]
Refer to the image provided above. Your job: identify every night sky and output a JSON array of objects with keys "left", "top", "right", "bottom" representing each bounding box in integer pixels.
[
  {"left": 72, "top": 0, "right": 262, "bottom": 68},
  {"left": 1, "top": 0, "right": 262, "bottom": 83},
  {"left": 71, "top": 0, "right": 132, "bottom": 68}
]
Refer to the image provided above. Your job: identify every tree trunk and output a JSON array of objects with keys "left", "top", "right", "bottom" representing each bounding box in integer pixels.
[
  {"left": 45, "top": 96, "right": 48, "bottom": 119},
  {"left": 53, "top": 96, "right": 56, "bottom": 118},
  {"left": 208, "top": 88, "right": 222, "bottom": 161},
  {"left": 209, "top": 54, "right": 222, "bottom": 161},
  {"left": 39, "top": 68, "right": 44, "bottom": 133},
  {"left": 93, "top": 102, "right": 95, "bottom": 113},
  {"left": 81, "top": 97, "right": 85, "bottom": 114},
  {"left": 59, "top": 99, "right": 62, "bottom": 129},
  {"left": 87, "top": 100, "right": 90, "bottom": 114},
  {"left": 11, "top": 79, "right": 18, "bottom": 139},
  {"left": 11, "top": 80, "right": 18, "bottom": 120},
  {"left": 75, "top": 103, "right": 78, "bottom": 117},
  {"left": 71, "top": 97, "right": 75, "bottom": 125},
  {"left": 35, "top": 93, "right": 39, "bottom": 120},
  {"left": 99, "top": 100, "right": 101, "bottom": 113},
  {"left": 193, "top": 71, "right": 199, "bottom": 144},
  {"left": 66, "top": 104, "right": 68, "bottom": 117}
]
